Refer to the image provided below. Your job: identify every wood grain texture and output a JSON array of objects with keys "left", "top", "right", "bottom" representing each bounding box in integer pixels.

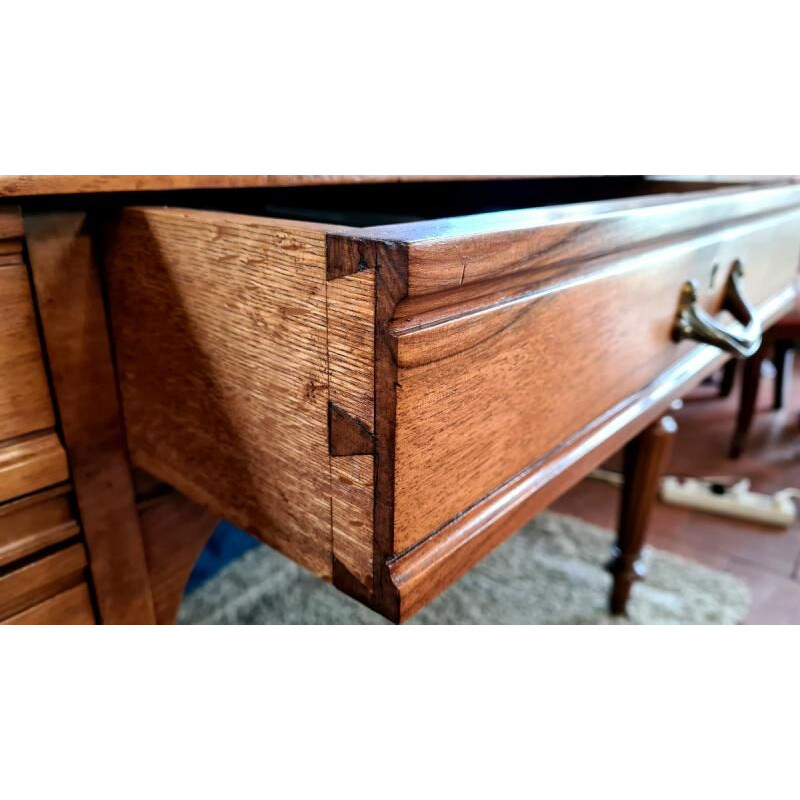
[
  {"left": 0, "top": 259, "right": 57, "bottom": 442},
  {"left": 0, "top": 542, "right": 87, "bottom": 620},
  {"left": 362, "top": 183, "right": 800, "bottom": 296},
  {"left": 0, "top": 175, "right": 518, "bottom": 198},
  {"left": 326, "top": 267, "right": 375, "bottom": 425},
  {"left": 390, "top": 211, "right": 800, "bottom": 553},
  {"left": 24, "top": 211, "right": 156, "bottom": 624},
  {"left": 104, "top": 207, "right": 345, "bottom": 578},
  {"left": 0, "top": 206, "right": 24, "bottom": 239},
  {"left": 331, "top": 455, "right": 374, "bottom": 592},
  {"left": 0, "top": 433, "right": 69, "bottom": 504},
  {"left": 0, "top": 485, "right": 78, "bottom": 568},
  {"left": 325, "top": 265, "right": 377, "bottom": 595},
  {"left": 2, "top": 582, "right": 95, "bottom": 624},
  {"left": 138, "top": 491, "right": 218, "bottom": 624}
]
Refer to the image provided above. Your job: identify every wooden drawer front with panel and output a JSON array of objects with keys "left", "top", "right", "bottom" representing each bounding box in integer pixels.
[
  {"left": 0, "top": 208, "right": 90, "bottom": 624},
  {"left": 0, "top": 485, "right": 80, "bottom": 568},
  {"left": 0, "top": 207, "right": 68, "bottom": 502},
  {"left": 3, "top": 582, "right": 95, "bottom": 624},
  {"left": 0, "top": 542, "right": 88, "bottom": 621},
  {"left": 102, "top": 181, "right": 800, "bottom": 622}
]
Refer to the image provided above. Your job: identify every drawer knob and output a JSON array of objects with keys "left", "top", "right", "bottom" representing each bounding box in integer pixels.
[{"left": 672, "top": 260, "right": 762, "bottom": 357}]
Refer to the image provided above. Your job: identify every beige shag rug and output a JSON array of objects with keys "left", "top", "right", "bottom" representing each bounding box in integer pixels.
[{"left": 179, "top": 512, "right": 751, "bottom": 625}]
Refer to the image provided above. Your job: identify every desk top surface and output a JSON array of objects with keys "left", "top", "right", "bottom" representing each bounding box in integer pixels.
[{"left": 0, "top": 175, "right": 525, "bottom": 198}]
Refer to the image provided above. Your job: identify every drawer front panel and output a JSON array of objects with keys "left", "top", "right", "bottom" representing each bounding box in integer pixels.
[
  {"left": 0, "top": 486, "right": 79, "bottom": 568},
  {"left": 0, "top": 432, "right": 70, "bottom": 504},
  {"left": 391, "top": 210, "right": 800, "bottom": 552},
  {"left": 0, "top": 543, "right": 87, "bottom": 620},
  {"left": 0, "top": 259, "right": 56, "bottom": 442},
  {"left": 2, "top": 582, "right": 95, "bottom": 624}
]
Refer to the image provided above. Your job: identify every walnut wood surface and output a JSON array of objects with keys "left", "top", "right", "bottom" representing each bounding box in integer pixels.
[
  {"left": 0, "top": 542, "right": 87, "bottom": 620},
  {"left": 0, "top": 248, "right": 57, "bottom": 442},
  {"left": 138, "top": 491, "right": 218, "bottom": 624},
  {"left": 609, "top": 415, "right": 677, "bottom": 614},
  {"left": 104, "top": 208, "right": 346, "bottom": 578},
  {"left": 389, "top": 210, "right": 800, "bottom": 553},
  {"left": 0, "top": 432, "right": 69, "bottom": 504},
  {"left": 0, "top": 485, "right": 78, "bottom": 568},
  {"left": 24, "top": 212, "right": 156, "bottom": 624},
  {"left": 343, "top": 184, "right": 800, "bottom": 620},
  {"left": 363, "top": 184, "right": 800, "bottom": 296},
  {"left": 2, "top": 581, "right": 95, "bottom": 624}
]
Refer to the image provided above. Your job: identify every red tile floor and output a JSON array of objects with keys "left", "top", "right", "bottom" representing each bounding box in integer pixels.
[{"left": 551, "top": 360, "right": 800, "bottom": 624}]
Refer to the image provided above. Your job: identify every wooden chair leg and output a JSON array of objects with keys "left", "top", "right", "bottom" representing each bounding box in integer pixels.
[
  {"left": 729, "top": 344, "right": 767, "bottom": 458},
  {"left": 773, "top": 340, "right": 793, "bottom": 411},
  {"left": 719, "top": 358, "right": 737, "bottom": 398},
  {"left": 608, "top": 415, "right": 677, "bottom": 616}
]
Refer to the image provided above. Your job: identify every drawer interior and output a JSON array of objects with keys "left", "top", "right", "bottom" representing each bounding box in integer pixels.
[
  {"left": 208, "top": 177, "right": 741, "bottom": 227},
  {"left": 12, "top": 177, "right": 757, "bottom": 228}
]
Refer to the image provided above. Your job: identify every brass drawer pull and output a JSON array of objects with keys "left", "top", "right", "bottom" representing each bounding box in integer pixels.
[{"left": 672, "top": 260, "right": 762, "bottom": 357}]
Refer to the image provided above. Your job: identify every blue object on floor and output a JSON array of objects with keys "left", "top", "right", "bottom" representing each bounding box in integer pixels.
[{"left": 184, "top": 520, "right": 260, "bottom": 595}]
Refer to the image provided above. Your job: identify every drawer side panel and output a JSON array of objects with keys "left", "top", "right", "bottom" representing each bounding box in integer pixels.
[{"left": 105, "top": 208, "right": 335, "bottom": 578}]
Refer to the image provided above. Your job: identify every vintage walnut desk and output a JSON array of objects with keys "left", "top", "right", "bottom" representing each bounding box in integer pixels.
[{"left": 0, "top": 176, "right": 798, "bottom": 624}]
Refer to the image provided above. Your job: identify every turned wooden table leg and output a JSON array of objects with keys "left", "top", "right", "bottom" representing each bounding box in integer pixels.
[
  {"left": 729, "top": 341, "right": 767, "bottom": 458},
  {"left": 718, "top": 357, "right": 738, "bottom": 398},
  {"left": 608, "top": 415, "right": 677, "bottom": 615}
]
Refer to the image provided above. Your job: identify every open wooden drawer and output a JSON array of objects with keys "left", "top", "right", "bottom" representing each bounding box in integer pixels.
[{"left": 100, "top": 178, "right": 800, "bottom": 621}]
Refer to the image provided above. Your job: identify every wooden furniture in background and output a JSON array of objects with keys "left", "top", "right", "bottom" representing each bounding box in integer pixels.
[
  {"left": 1, "top": 177, "right": 799, "bottom": 623},
  {"left": 729, "top": 309, "right": 800, "bottom": 457}
]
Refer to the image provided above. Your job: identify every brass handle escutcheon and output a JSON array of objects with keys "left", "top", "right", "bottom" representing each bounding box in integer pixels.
[{"left": 672, "top": 260, "right": 762, "bottom": 357}]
